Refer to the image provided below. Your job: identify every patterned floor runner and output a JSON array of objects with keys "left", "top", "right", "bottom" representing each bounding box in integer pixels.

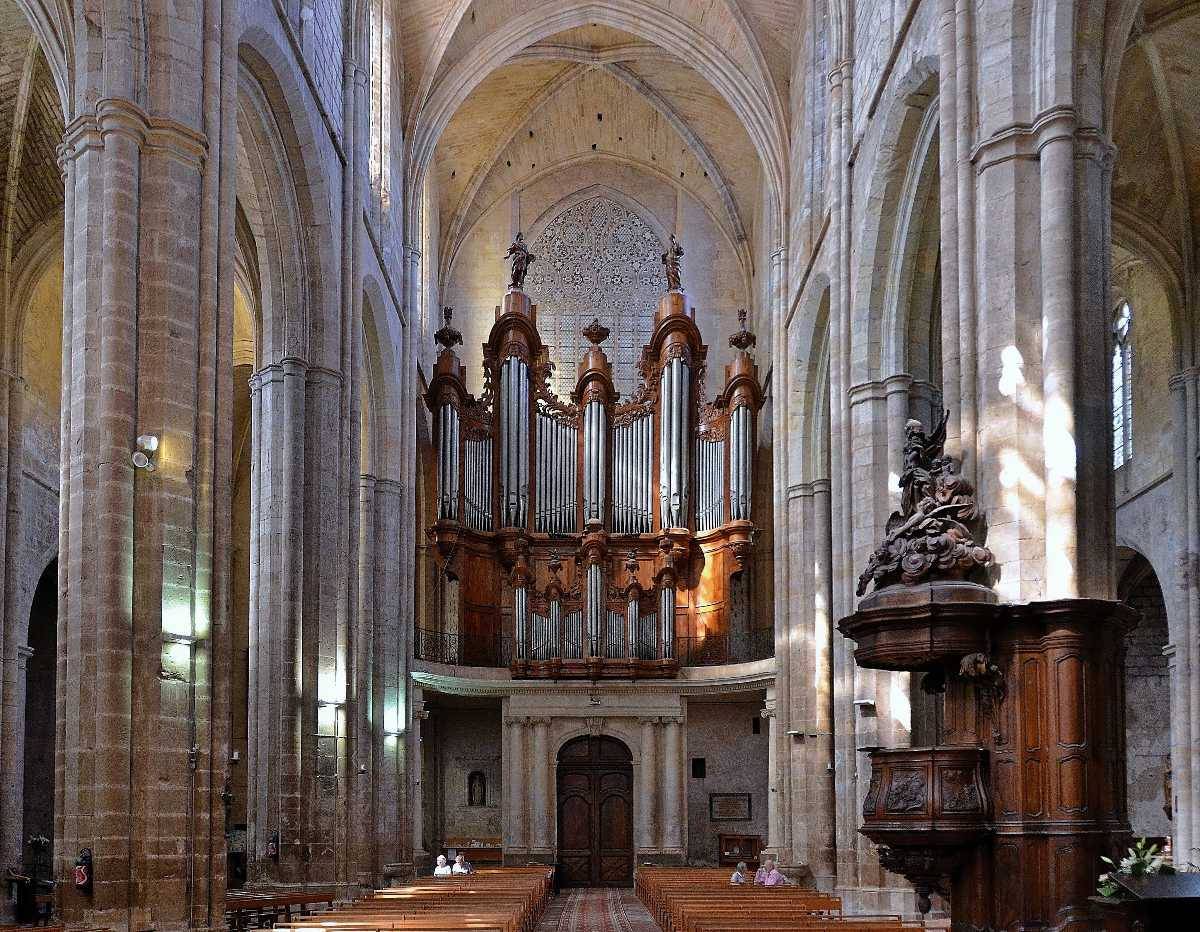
[{"left": 534, "top": 887, "right": 660, "bottom": 932}]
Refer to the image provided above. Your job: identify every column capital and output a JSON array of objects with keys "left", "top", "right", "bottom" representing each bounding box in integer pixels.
[
  {"left": 847, "top": 379, "right": 888, "bottom": 407},
  {"left": 882, "top": 372, "right": 914, "bottom": 395},
  {"left": 503, "top": 716, "right": 526, "bottom": 727},
  {"left": 637, "top": 716, "right": 661, "bottom": 727},
  {"left": 1168, "top": 367, "right": 1200, "bottom": 392}
]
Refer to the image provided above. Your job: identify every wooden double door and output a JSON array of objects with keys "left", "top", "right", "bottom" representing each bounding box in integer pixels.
[{"left": 556, "top": 735, "right": 633, "bottom": 886}]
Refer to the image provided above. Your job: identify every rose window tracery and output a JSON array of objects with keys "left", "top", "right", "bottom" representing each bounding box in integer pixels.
[{"left": 526, "top": 196, "right": 666, "bottom": 398}]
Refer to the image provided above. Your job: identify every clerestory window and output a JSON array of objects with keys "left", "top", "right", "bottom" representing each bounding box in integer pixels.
[{"left": 1112, "top": 301, "right": 1133, "bottom": 470}]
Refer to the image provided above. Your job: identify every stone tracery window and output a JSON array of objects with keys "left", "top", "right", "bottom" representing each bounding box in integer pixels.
[
  {"left": 1112, "top": 301, "right": 1133, "bottom": 470},
  {"left": 526, "top": 196, "right": 667, "bottom": 398}
]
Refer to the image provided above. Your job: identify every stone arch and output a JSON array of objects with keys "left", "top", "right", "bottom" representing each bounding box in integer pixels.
[
  {"left": 525, "top": 182, "right": 670, "bottom": 256},
  {"left": 851, "top": 57, "right": 939, "bottom": 385},
  {"left": 406, "top": 0, "right": 786, "bottom": 246},
  {"left": 786, "top": 273, "right": 832, "bottom": 485},
  {"left": 445, "top": 156, "right": 750, "bottom": 295},
  {"left": 360, "top": 275, "right": 405, "bottom": 483},
  {"left": 881, "top": 103, "right": 940, "bottom": 384},
  {"left": 1111, "top": 220, "right": 1189, "bottom": 377},
  {"left": 1116, "top": 548, "right": 1173, "bottom": 840},
  {"left": 236, "top": 32, "right": 339, "bottom": 369},
  {"left": 8, "top": 0, "right": 70, "bottom": 117},
  {"left": 8, "top": 219, "right": 63, "bottom": 372},
  {"left": 552, "top": 725, "right": 640, "bottom": 765}
]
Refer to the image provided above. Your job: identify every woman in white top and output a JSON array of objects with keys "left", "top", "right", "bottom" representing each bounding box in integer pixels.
[
  {"left": 729, "top": 861, "right": 749, "bottom": 884},
  {"left": 433, "top": 854, "right": 452, "bottom": 877},
  {"left": 452, "top": 854, "right": 473, "bottom": 875}
]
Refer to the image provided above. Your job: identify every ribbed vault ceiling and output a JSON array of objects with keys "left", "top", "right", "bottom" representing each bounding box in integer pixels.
[{"left": 403, "top": 2, "right": 801, "bottom": 285}]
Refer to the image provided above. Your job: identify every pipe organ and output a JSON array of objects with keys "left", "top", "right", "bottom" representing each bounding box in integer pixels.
[{"left": 425, "top": 261, "right": 763, "bottom": 679}]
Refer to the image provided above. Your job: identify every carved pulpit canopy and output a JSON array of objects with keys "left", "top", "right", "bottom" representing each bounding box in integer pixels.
[{"left": 856, "top": 410, "right": 993, "bottom": 597}]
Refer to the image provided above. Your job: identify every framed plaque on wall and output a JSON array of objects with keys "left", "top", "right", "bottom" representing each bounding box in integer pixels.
[{"left": 709, "top": 793, "right": 752, "bottom": 821}]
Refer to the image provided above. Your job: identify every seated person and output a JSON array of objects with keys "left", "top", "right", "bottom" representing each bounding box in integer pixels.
[
  {"left": 729, "top": 861, "right": 750, "bottom": 884},
  {"left": 452, "top": 854, "right": 474, "bottom": 875},
  {"left": 753, "top": 857, "right": 786, "bottom": 886},
  {"left": 433, "top": 854, "right": 452, "bottom": 877}
]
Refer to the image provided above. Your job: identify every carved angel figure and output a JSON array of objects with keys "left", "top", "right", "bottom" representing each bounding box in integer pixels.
[
  {"left": 506, "top": 232, "right": 536, "bottom": 290},
  {"left": 856, "top": 409, "right": 993, "bottom": 596},
  {"left": 661, "top": 234, "right": 684, "bottom": 292}
]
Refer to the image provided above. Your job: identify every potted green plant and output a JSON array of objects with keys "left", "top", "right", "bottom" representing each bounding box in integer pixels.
[{"left": 1096, "top": 838, "right": 1175, "bottom": 899}]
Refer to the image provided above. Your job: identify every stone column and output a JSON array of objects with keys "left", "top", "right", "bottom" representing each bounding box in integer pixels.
[
  {"left": 808, "top": 480, "right": 836, "bottom": 888},
  {"left": 1169, "top": 368, "right": 1199, "bottom": 865},
  {"left": 246, "top": 359, "right": 307, "bottom": 885},
  {"left": 0, "top": 642, "right": 33, "bottom": 901},
  {"left": 0, "top": 369, "right": 26, "bottom": 884},
  {"left": 371, "top": 479, "right": 409, "bottom": 879},
  {"left": 660, "top": 716, "right": 684, "bottom": 858},
  {"left": 637, "top": 717, "right": 659, "bottom": 856},
  {"left": 762, "top": 693, "right": 783, "bottom": 858},
  {"left": 503, "top": 716, "right": 527, "bottom": 858},
  {"left": 1163, "top": 644, "right": 1187, "bottom": 863},
  {"left": 412, "top": 696, "right": 429, "bottom": 868},
  {"left": 529, "top": 718, "right": 552, "bottom": 857},
  {"left": 51, "top": 2, "right": 239, "bottom": 919}
]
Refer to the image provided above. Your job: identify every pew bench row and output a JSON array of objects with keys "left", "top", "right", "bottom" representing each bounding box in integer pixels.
[
  {"left": 637, "top": 867, "right": 926, "bottom": 931},
  {"left": 270, "top": 868, "right": 553, "bottom": 932}
]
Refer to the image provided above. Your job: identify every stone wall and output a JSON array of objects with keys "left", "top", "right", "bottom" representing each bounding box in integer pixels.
[
  {"left": 684, "top": 700, "right": 769, "bottom": 865},
  {"left": 430, "top": 706, "right": 503, "bottom": 849}
]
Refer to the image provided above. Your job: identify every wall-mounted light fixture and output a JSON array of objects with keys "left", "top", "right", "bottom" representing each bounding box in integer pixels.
[{"left": 132, "top": 434, "right": 159, "bottom": 471}]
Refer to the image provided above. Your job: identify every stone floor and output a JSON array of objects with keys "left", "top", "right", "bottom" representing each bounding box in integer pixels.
[{"left": 534, "top": 887, "right": 661, "bottom": 931}]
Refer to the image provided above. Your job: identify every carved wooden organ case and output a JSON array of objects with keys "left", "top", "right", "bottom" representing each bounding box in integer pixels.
[{"left": 425, "top": 287, "right": 762, "bottom": 679}]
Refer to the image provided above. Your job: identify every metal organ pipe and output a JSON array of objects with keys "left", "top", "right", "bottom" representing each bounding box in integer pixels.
[
  {"left": 730, "top": 404, "right": 752, "bottom": 521},
  {"left": 659, "top": 357, "right": 691, "bottom": 528},
  {"left": 587, "top": 563, "right": 601, "bottom": 657},
  {"left": 500, "top": 362, "right": 510, "bottom": 523},
  {"left": 515, "top": 586, "right": 528, "bottom": 660},
  {"left": 662, "top": 364, "right": 672, "bottom": 527},
  {"left": 438, "top": 403, "right": 461, "bottom": 521},
  {"left": 659, "top": 585, "right": 675, "bottom": 659},
  {"left": 519, "top": 361, "right": 529, "bottom": 526}
]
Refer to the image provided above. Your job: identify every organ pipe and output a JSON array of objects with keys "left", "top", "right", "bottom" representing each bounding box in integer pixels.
[
  {"left": 659, "top": 585, "right": 675, "bottom": 660},
  {"left": 515, "top": 586, "right": 528, "bottom": 659},
  {"left": 727, "top": 404, "right": 745, "bottom": 520},
  {"left": 587, "top": 562, "right": 602, "bottom": 657},
  {"left": 584, "top": 400, "right": 607, "bottom": 524}
]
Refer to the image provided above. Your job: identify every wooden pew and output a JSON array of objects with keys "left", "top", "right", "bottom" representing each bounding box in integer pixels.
[
  {"left": 637, "top": 866, "right": 926, "bottom": 932},
  {"left": 273, "top": 867, "right": 552, "bottom": 932},
  {"left": 225, "top": 889, "right": 336, "bottom": 929}
]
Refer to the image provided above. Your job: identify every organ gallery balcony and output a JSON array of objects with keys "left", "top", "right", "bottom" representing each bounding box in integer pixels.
[{"left": 420, "top": 238, "right": 766, "bottom": 681}]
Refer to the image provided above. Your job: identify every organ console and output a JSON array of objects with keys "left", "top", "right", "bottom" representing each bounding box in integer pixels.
[{"left": 424, "top": 238, "right": 763, "bottom": 678}]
